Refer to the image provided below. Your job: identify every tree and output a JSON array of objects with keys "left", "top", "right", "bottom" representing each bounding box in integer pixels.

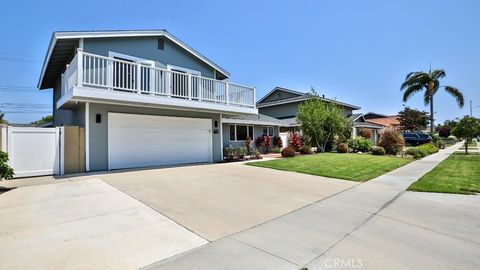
[
  {"left": 452, "top": 116, "right": 480, "bottom": 154},
  {"left": 0, "top": 112, "right": 7, "bottom": 124},
  {"left": 31, "top": 115, "right": 53, "bottom": 126},
  {"left": 398, "top": 107, "right": 429, "bottom": 131},
  {"left": 297, "top": 98, "right": 350, "bottom": 152},
  {"left": 400, "top": 68, "right": 464, "bottom": 133},
  {"left": 0, "top": 151, "right": 14, "bottom": 180}
]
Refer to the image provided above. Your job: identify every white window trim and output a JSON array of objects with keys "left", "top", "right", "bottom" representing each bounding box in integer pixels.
[
  {"left": 229, "top": 124, "right": 254, "bottom": 142},
  {"left": 167, "top": 64, "right": 201, "bottom": 76},
  {"left": 262, "top": 126, "right": 275, "bottom": 137}
]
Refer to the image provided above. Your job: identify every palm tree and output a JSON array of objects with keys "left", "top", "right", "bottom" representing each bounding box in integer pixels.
[{"left": 400, "top": 68, "right": 464, "bottom": 133}]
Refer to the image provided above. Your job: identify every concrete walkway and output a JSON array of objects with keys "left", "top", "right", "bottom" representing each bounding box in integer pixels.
[{"left": 146, "top": 142, "right": 479, "bottom": 270}]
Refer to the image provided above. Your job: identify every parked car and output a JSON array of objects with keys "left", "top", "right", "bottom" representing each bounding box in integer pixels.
[{"left": 402, "top": 132, "right": 432, "bottom": 145}]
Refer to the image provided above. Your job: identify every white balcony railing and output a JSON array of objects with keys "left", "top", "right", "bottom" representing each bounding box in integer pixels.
[{"left": 62, "top": 49, "right": 256, "bottom": 108}]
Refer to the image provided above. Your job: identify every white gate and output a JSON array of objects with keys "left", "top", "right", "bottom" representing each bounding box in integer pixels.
[
  {"left": 279, "top": 132, "right": 289, "bottom": 149},
  {"left": 2, "top": 127, "right": 62, "bottom": 178}
]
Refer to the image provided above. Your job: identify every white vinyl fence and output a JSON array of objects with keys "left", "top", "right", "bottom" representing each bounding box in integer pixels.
[{"left": 1, "top": 126, "right": 64, "bottom": 178}]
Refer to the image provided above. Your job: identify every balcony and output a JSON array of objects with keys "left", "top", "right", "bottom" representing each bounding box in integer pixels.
[{"left": 59, "top": 49, "right": 257, "bottom": 114}]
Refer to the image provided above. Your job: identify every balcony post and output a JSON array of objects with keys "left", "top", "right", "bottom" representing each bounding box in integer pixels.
[
  {"left": 136, "top": 63, "right": 142, "bottom": 94},
  {"left": 225, "top": 82, "right": 229, "bottom": 105},
  {"left": 253, "top": 87, "right": 256, "bottom": 108},
  {"left": 188, "top": 73, "right": 192, "bottom": 100},
  {"left": 77, "top": 48, "right": 83, "bottom": 87}
]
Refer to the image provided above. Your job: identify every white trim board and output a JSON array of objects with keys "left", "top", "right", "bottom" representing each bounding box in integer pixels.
[{"left": 58, "top": 86, "right": 258, "bottom": 115}]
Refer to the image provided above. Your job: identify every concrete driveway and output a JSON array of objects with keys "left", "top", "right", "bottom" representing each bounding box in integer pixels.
[
  {"left": 99, "top": 162, "right": 357, "bottom": 240},
  {"left": 0, "top": 161, "right": 356, "bottom": 269},
  {"left": 0, "top": 178, "right": 207, "bottom": 269}
]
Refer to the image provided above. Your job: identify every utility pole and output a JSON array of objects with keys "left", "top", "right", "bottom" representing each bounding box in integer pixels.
[{"left": 471, "top": 100, "right": 473, "bottom": 117}]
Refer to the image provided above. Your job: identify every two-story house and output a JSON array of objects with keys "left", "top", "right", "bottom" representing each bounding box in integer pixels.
[
  {"left": 38, "top": 30, "right": 257, "bottom": 171},
  {"left": 256, "top": 87, "right": 384, "bottom": 144}
]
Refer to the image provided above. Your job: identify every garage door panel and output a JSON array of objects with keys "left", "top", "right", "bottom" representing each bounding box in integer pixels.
[{"left": 108, "top": 113, "right": 212, "bottom": 170}]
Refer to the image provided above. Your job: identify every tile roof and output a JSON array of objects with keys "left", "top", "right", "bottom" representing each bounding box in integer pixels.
[{"left": 366, "top": 116, "right": 400, "bottom": 127}]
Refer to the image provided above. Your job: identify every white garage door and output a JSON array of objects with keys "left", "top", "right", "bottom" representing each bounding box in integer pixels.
[{"left": 108, "top": 113, "right": 212, "bottom": 170}]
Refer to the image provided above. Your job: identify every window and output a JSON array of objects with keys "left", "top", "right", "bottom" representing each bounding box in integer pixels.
[
  {"left": 262, "top": 126, "right": 274, "bottom": 136},
  {"left": 229, "top": 125, "right": 254, "bottom": 141}
]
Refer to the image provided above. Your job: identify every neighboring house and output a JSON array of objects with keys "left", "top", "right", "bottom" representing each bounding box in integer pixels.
[
  {"left": 38, "top": 29, "right": 257, "bottom": 171},
  {"left": 364, "top": 112, "right": 400, "bottom": 129},
  {"left": 256, "top": 87, "right": 383, "bottom": 140},
  {"left": 221, "top": 114, "right": 281, "bottom": 148},
  {"left": 348, "top": 114, "right": 384, "bottom": 145}
]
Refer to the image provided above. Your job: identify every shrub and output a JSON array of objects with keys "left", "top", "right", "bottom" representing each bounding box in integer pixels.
[
  {"left": 417, "top": 143, "right": 439, "bottom": 155},
  {"left": 255, "top": 135, "right": 271, "bottom": 153},
  {"left": 371, "top": 146, "right": 386, "bottom": 156},
  {"left": 348, "top": 137, "right": 373, "bottom": 152},
  {"left": 359, "top": 128, "right": 372, "bottom": 139},
  {"left": 271, "top": 147, "right": 282, "bottom": 153},
  {"left": 281, "top": 146, "right": 296, "bottom": 157},
  {"left": 438, "top": 126, "right": 451, "bottom": 138},
  {"left": 245, "top": 137, "right": 253, "bottom": 155},
  {"left": 272, "top": 136, "right": 283, "bottom": 148},
  {"left": 337, "top": 143, "right": 348, "bottom": 153},
  {"left": 223, "top": 147, "right": 247, "bottom": 161},
  {"left": 252, "top": 149, "right": 262, "bottom": 159},
  {"left": 299, "top": 145, "right": 312, "bottom": 154},
  {"left": 288, "top": 132, "right": 303, "bottom": 150},
  {"left": 405, "top": 148, "right": 427, "bottom": 159},
  {"left": 378, "top": 128, "right": 404, "bottom": 155},
  {"left": 0, "top": 151, "right": 14, "bottom": 180}
]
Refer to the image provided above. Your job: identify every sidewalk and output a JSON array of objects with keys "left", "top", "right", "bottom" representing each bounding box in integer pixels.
[{"left": 145, "top": 142, "right": 476, "bottom": 270}]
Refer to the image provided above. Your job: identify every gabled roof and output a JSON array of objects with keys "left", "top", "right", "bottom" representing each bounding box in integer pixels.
[
  {"left": 38, "top": 29, "right": 230, "bottom": 89},
  {"left": 256, "top": 87, "right": 361, "bottom": 110},
  {"left": 256, "top": 87, "right": 305, "bottom": 104},
  {"left": 347, "top": 113, "right": 365, "bottom": 123},
  {"left": 222, "top": 113, "right": 281, "bottom": 126}
]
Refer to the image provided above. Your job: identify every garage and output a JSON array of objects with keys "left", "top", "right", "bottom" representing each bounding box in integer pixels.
[{"left": 108, "top": 113, "right": 212, "bottom": 170}]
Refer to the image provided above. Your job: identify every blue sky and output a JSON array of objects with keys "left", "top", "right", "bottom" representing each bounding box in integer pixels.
[{"left": 0, "top": 0, "right": 479, "bottom": 123}]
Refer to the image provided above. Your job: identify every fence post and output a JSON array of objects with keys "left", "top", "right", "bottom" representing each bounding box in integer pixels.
[
  {"left": 188, "top": 73, "right": 192, "bottom": 100},
  {"left": 77, "top": 49, "right": 83, "bottom": 87},
  {"left": 226, "top": 82, "right": 229, "bottom": 105},
  {"left": 136, "top": 63, "right": 142, "bottom": 94}
]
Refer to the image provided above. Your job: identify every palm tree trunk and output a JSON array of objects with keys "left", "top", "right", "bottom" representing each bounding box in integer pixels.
[{"left": 430, "top": 96, "right": 434, "bottom": 133}]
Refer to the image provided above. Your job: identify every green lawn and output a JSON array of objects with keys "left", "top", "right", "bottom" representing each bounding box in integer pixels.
[
  {"left": 247, "top": 153, "right": 411, "bottom": 182},
  {"left": 408, "top": 153, "right": 480, "bottom": 194}
]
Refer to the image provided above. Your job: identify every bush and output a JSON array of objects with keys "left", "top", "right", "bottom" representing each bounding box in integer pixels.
[
  {"left": 271, "top": 147, "right": 282, "bottom": 153},
  {"left": 405, "top": 148, "right": 427, "bottom": 159},
  {"left": 252, "top": 149, "right": 262, "bottom": 159},
  {"left": 299, "top": 145, "right": 312, "bottom": 154},
  {"left": 272, "top": 136, "right": 283, "bottom": 148},
  {"left": 0, "top": 151, "right": 14, "bottom": 180},
  {"left": 417, "top": 143, "right": 439, "bottom": 155},
  {"left": 255, "top": 135, "right": 271, "bottom": 153},
  {"left": 288, "top": 132, "right": 303, "bottom": 150},
  {"left": 359, "top": 128, "right": 372, "bottom": 139},
  {"left": 223, "top": 147, "right": 247, "bottom": 161},
  {"left": 371, "top": 146, "right": 386, "bottom": 155},
  {"left": 378, "top": 128, "right": 404, "bottom": 155},
  {"left": 281, "top": 146, "right": 296, "bottom": 157},
  {"left": 438, "top": 126, "right": 451, "bottom": 138},
  {"left": 337, "top": 143, "right": 348, "bottom": 153},
  {"left": 347, "top": 137, "right": 372, "bottom": 152}
]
